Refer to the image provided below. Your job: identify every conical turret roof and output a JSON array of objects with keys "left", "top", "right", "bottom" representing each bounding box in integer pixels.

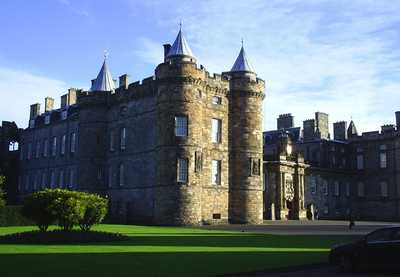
[
  {"left": 167, "top": 29, "right": 194, "bottom": 58},
  {"left": 230, "top": 46, "right": 255, "bottom": 73},
  {"left": 347, "top": 120, "right": 358, "bottom": 137},
  {"left": 91, "top": 58, "right": 115, "bottom": 92}
]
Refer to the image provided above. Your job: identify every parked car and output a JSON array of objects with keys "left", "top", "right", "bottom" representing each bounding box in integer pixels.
[{"left": 329, "top": 226, "right": 400, "bottom": 272}]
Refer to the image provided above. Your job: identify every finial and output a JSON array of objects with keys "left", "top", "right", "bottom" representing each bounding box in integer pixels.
[
  {"left": 103, "top": 50, "right": 109, "bottom": 60},
  {"left": 241, "top": 38, "right": 244, "bottom": 47},
  {"left": 179, "top": 20, "right": 182, "bottom": 31}
]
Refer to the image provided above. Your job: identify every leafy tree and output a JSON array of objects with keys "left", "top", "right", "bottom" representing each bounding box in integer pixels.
[
  {"left": 79, "top": 194, "right": 108, "bottom": 231},
  {"left": 0, "top": 175, "right": 5, "bottom": 209},
  {"left": 22, "top": 189, "right": 108, "bottom": 232},
  {"left": 22, "top": 190, "right": 57, "bottom": 231}
]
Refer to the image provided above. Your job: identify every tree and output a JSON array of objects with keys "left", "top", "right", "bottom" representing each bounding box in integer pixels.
[
  {"left": 0, "top": 175, "right": 6, "bottom": 209},
  {"left": 22, "top": 190, "right": 57, "bottom": 232},
  {"left": 79, "top": 194, "right": 108, "bottom": 231}
]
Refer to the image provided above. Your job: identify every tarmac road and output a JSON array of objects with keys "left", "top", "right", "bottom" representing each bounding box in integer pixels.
[{"left": 201, "top": 220, "right": 399, "bottom": 235}]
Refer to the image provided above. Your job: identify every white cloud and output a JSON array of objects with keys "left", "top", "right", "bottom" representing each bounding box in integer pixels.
[
  {"left": 0, "top": 67, "right": 67, "bottom": 128},
  {"left": 132, "top": 0, "right": 400, "bottom": 133}
]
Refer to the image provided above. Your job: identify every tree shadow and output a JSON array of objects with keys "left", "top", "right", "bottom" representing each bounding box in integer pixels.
[{"left": 0, "top": 251, "right": 329, "bottom": 277}]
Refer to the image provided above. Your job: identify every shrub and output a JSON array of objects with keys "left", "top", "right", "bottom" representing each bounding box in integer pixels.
[
  {"left": 22, "top": 189, "right": 108, "bottom": 232},
  {"left": 79, "top": 194, "right": 108, "bottom": 231},
  {"left": 0, "top": 206, "right": 33, "bottom": 227},
  {"left": 50, "top": 190, "right": 85, "bottom": 231},
  {"left": 22, "top": 191, "right": 57, "bottom": 231},
  {"left": 0, "top": 229, "right": 129, "bottom": 244},
  {"left": 0, "top": 175, "right": 6, "bottom": 209}
]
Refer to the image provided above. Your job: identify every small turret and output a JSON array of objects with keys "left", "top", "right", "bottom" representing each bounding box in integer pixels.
[
  {"left": 347, "top": 120, "right": 358, "bottom": 138},
  {"left": 90, "top": 54, "right": 115, "bottom": 92},
  {"left": 165, "top": 27, "right": 196, "bottom": 64}
]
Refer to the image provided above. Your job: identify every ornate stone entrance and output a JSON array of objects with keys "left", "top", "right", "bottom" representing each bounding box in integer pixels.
[{"left": 263, "top": 134, "right": 308, "bottom": 220}]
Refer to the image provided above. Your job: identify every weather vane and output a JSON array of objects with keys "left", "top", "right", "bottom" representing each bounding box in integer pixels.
[{"left": 103, "top": 50, "right": 109, "bottom": 60}]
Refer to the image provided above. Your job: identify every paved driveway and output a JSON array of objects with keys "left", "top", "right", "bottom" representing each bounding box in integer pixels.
[{"left": 201, "top": 220, "right": 398, "bottom": 235}]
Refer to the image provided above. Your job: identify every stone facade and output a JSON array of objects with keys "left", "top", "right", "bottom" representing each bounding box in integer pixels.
[
  {"left": 16, "top": 31, "right": 265, "bottom": 226},
  {"left": 264, "top": 111, "right": 400, "bottom": 221}
]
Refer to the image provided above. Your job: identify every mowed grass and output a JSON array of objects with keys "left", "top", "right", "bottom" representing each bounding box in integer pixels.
[{"left": 0, "top": 224, "right": 356, "bottom": 277}]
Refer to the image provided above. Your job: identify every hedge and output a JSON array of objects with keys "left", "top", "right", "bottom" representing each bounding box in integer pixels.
[
  {"left": 0, "top": 206, "right": 33, "bottom": 227},
  {"left": 22, "top": 189, "right": 108, "bottom": 232}
]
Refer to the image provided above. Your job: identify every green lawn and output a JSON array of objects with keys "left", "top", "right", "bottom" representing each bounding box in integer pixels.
[{"left": 0, "top": 224, "right": 356, "bottom": 277}]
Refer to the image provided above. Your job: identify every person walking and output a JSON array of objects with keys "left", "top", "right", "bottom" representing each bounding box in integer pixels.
[{"left": 349, "top": 212, "right": 355, "bottom": 230}]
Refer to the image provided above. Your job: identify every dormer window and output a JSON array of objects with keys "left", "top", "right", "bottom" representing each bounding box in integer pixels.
[
  {"left": 45, "top": 115, "right": 50, "bottom": 125},
  {"left": 61, "top": 110, "right": 68, "bottom": 120}
]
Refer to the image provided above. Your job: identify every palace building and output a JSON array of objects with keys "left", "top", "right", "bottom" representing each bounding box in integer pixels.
[{"left": 16, "top": 29, "right": 265, "bottom": 225}]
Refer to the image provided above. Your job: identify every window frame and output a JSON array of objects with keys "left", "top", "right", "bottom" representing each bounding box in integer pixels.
[
  {"left": 175, "top": 115, "right": 188, "bottom": 137},
  {"left": 211, "top": 118, "right": 222, "bottom": 143},
  {"left": 211, "top": 160, "right": 222, "bottom": 185},
  {"left": 177, "top": 158, "right": 188, "bottom": 183}
]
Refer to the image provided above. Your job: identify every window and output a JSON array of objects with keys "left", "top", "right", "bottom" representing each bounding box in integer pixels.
[
  {"left": 43, "top": 139, "right": 48, "bottom": 157},
  {"left": 52, "top": 137, "right": 57, "bottom": 156},
  {"left": 50, "top": 171, "right": 56, "bottom": 188},
  {"left": 211, "top": 118, "right": 222, "bottom": 143},
  {"left": 379, "top": 144, "right": 387, "bottom": 151},
  {"left": 310, "top": 176, "right": 317, "bottom": 194},
  {"left": 177, "top": 158, "right": 188, "bottom": 183},
  {"left": 120, "top": 128, "right": 126, "bottom": 150},
  {"left": 356, "top": 154, "right": 364, "bottom": 170},
  {"left": 380, "top": 181, "right": 388, "bottom": 197},
  {"left": 25, "top": 175, "right": 29, "bottom": 191},
  {"left": 175, "top": 116, "right": 188, "bottom": 137},
  {"left": 61, "top": 135, "right": 66, "bottom": 155},
  {"left": 42, "top": 172, "right": 46, "bottom": 189},
  {"left": 61, "top": 110, "right": 68, "bottom": 120},
  {"left": 19, "top": 144, "right": 24, "bottom": 160},
  {"left": 59, "top": 170, "right": 64, "bottom": 188},
  {"left": 33, "top": 172, "right": 38, "bottom": 191},
  {"left": 379, "top": 152, "right": 387, "bottom": 169},
  {"left": 9, "top": 141, "right": 18, "bottom": 151},
  {"left": 345, "top": 182, "right": 350, "bottom": 197},
  {"left": 69, "top": 169, "right": 75, "bottom": 188},
  {"left": 211, "top": 160, "right": 221, "bottom": 185},
  {"left": 27, "top": 143, "right": 32, "bottom": 160},
  {"left": 35, "top": 141, "right": 40, "bottom": 158},
  {"left": 70, "top": 133, "right": 76, "bottom": 153},
  {"left": 45, "top": 115, "right": 50, "bottom": 125},
  {"left": 195, "top": 151, "right": 203, "bottom": 172},
  {"left": 334, "top": 181, "right": 340, "bottom": 196},
  {"left": 108, "top": 166, "right": 113, "bottom": 187},
  {"left": 212, "top": 96, "right": 222, "bottom": 105},
  {"left": 110, "top": 131, "right": 115, "bottom": 151},
  {"left": 119, "top": 164, "right": 125, "bottom": 186},
  {"left": 322, "top": 181, "right": 328, "bottom": 195},
  {"left": 357, "top": 182, "right": 365, "bottom": 197}
]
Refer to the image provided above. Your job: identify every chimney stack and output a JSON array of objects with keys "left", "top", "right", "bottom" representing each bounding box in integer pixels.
[
  {"left": 68, "top": 88, "right": 77, "bottom": 105},
  {"left": 119, "top": 74, "right": 129, "bottom": 89},
  {"left": 396, "top": 111, "right": 400, "bottom": 130},
  {"left": 61, "top": 94, "right": 68, "bottom": 109},
  {"left": 333, "top": 121, "right": 347, "bottom": 141},
  {"left": 29, "top": 103, "right": 40, "bottom": 119},
  {"left": 277, "top": 114, "right": 294, "bottom": 129},
  {"left": 163, "top": 44, "right": 171, "bottom": 62},
  {"left": 44, "top": 97, "right": 54, "bottom": 112}
]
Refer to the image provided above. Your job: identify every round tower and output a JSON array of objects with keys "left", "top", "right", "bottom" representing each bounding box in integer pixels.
[
  {"left": 153, "top": 28, "right": 204, "bottom": 225},
  {"left": 227, "top": 46, "right": 265, "bottom": 224}
]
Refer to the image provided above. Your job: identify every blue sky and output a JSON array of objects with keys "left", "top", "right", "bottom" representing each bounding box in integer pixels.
[{"left": 1, "top": 0, "right": 399, "bottom": 133}]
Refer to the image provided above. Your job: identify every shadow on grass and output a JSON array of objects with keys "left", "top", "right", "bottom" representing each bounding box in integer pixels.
[{"left": 0, "top": 251, "right": 328, "bottom": 277}]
